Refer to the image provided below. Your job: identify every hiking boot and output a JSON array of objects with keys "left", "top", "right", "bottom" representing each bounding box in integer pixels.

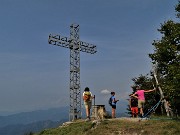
[
  {"left": 85, "top": 116, "right": 90, "bottom": 122},
  {"left": 85, "top": 117, "right": 90, "bottom": 122}
]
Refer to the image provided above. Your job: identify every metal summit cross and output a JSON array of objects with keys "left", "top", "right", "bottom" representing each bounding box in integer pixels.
[{"left": 48, "top": 24, "right": 97, "bottom": 121}]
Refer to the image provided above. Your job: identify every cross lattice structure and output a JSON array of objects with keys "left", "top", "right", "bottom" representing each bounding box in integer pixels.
[{"left": 48, "top": 23, "right": 97, "bottom": 121}]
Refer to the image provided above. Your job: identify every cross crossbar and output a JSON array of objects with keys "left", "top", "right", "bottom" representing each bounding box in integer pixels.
[{"left": 48, "top": 34, "right": 97, "bottom": 54}]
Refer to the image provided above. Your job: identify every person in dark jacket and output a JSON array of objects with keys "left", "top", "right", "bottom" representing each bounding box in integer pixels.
[{"left": 129, "top": 94, "right": 138, "bottom": 118}]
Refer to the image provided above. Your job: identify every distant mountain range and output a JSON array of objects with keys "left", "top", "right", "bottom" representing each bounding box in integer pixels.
[
  {"left": 0, "top": 106, "right": 128, "bottom": 135},
  {"left": 0, "top": 107, "right": 69, "bottom": 135},
  {"left": 0, "top": 120, "right": 63, "bottom": 135}
]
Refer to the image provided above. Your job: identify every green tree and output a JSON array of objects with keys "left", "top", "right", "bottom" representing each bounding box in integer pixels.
[{"left": 149, "top": 1, "right": 180, "bottom": 115}]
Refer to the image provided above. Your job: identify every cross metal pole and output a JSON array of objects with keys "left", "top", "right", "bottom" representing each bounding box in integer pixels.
[{"left": 48, "top": 24, "right": 97, "bottom": 121}]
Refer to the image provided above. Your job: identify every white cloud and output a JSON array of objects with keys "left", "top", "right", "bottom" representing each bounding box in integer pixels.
[{"left": 100, "top": 89, "right": 111, "bottom": 94}]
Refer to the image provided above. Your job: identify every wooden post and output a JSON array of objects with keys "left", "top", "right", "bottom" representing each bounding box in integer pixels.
[{"left": 153, "top": 64, "right": 170, "bottom": 116}]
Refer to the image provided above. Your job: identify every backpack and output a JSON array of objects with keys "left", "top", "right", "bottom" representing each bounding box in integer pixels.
[
  {"left": 83, "top": 91, "right": 91, "bottom": 101},
  {"left": 109, "top": 97, "right": 112, "bottom": 106}
]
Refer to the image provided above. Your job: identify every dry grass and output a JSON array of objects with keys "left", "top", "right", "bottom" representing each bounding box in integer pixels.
[{"left": 35, "top": 117, "right": 180, "bottom": 135}]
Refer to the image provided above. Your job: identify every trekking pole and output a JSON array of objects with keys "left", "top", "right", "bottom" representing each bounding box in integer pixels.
[
  {"left": 93, "top": 95, "right": 96, "bottom": 119},
  {"left": 94, "top": 95, "right": 95, "bottom": 106}
]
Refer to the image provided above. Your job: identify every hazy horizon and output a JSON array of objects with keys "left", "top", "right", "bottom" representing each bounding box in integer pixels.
[{"left": 0, "top": 0, "right": 178, "bottom": 116}]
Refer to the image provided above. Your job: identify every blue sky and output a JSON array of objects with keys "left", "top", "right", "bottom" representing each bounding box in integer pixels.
[{"left": 0, "top": 0, "right": 178, "bottom": 115}]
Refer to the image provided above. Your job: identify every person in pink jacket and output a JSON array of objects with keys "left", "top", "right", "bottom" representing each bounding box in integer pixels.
[{"left": 131, "top": 86, "right": 156, "bottom": 117}]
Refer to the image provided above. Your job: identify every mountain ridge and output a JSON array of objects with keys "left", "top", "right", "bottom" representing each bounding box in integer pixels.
[
  {"left": 0, "top": 107, "right": 69, "bottom": 128},
  {"left": 0, "top": 107, "right": 69, "bottom": 135}
]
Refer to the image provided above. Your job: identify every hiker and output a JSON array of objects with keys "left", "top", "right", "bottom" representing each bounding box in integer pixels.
[
  {"left": 131, "top": 86, "right": 156, "bottom": 117},
  {"left": 110, "top": 92, "right": 119, "bottom": 118},
  {"left": 164, "top": 96, "right": 173, "bottom": 117},
  {"left": 83, "top": 87, "right": 94, "bottom": 121},
  {"left": 129, "top": 94, "right": 138, "bottom": 118}
]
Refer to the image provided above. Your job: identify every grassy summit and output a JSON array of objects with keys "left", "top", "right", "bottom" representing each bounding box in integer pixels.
[{"left": 35, "top": 117, "right": 180, "bottom": 135}]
